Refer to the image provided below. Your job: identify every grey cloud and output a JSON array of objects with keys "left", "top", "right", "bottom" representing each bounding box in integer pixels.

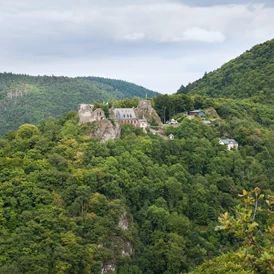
[
  {"left": 0, "top": 0, "right": 274, "bottom": 94},
  {"left": 173, "top": 0, "right": 274, "bottom": 7},
  {"left": 0, "top": 0, "right": 161, "bottom": 11},
  {"left": 3, "top": 0, "right": 273, "bottom": 9},
  {"left": 1, "top": 1, "right": 273, "bottom": 55}
]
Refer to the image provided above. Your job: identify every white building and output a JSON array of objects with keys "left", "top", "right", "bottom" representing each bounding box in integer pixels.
[{"left": 219, "top": 139, "right": 238, "bottom": 150}]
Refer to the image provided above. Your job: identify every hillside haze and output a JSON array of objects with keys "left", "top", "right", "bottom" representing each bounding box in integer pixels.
[
  {"left": 178, "top": 38, "right": 274, "bottom": 98},
  {"left": 0, "top": 73, "right": 158, "bottom": 135}
]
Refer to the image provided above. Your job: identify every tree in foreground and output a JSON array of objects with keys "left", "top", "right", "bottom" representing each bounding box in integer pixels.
[{"left": 192, "top": 187, "right": 274, "bottom": 274}]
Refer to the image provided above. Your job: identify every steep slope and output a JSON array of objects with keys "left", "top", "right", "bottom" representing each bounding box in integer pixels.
[
  {"left": 1, "top": 93, "right": 274, "bottom": 273},
  {"left": 177, "top": 39, "right": 274, "bottom": 98},
  {"left": 0, "top": 73, "right": 157, "bottom": 135}
]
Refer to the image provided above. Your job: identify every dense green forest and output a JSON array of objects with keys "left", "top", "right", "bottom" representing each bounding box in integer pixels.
[
  {"left": 78, "top": 77, "right": 155, "bottom": 99},
  {"left": 1, "top": 90, "right": 274, "bottom": 273},
  {"left": 177, "top": 38, "right": 274, "bottom": 98},
  {"left": 1, "top": 38, "right": 274, "bottom": 273},
  {"left": 0, "top": 73, "right": 157, "bottom": 136}
]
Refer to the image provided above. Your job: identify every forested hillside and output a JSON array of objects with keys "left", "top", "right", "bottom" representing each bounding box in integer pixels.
[
  {"left": 1, "top": 92, "right": 274, "bottom": 273},
  {"left": 177, "top": 38, "right": 274, "bottom": 98},
  {"left": 78, "top": 77, "right": 155, "bottom": 99},
  {"left": 1, "top": 38, "right": 274, "bottom": 273},
  {"left": 0, "top": 73, "right": 157, "bottom": 136}
]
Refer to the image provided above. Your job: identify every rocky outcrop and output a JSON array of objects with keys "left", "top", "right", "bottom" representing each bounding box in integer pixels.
[
  {"left": 90, "top": 120, "right": 121, "bottom": 142},
  {"left": 102, "top": 261, "right": 116, "bottom": 274},
  {"left": 6, "top": 89, "right": 31, "bottom": 99},
  {"left": 118, "top": 212, "right": 129, "bottom": 231},
  {"left": 100, "top": 212, "right": 133, "bottom": 274},
  {"left": 121, "top": 241, "right": 133, "bottom": 257},
  {"left": 135, "top": 100, "right": 162, "bottom": 127}
]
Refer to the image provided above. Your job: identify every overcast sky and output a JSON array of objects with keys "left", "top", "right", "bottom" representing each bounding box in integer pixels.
[{"left": 1, "top": 0, "right": 273, "bottom": 94}]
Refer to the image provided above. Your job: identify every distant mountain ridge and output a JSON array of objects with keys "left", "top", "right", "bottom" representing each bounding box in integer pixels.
[
  {"left": 0, "top": 73, "right": 158, "bottom": 135},
  {"left": 177, "top": 39, "right": 274, "bottom": 98},
  {"left": 77, "top": 76, "right": 155, "bottom": 99}
]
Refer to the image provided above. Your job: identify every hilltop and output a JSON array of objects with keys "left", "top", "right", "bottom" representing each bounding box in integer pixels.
[
  {"left": 0, "top": 73, "right": 158, "bottom": 135},
  {"left": 177, "top": 39, "right": 274, "bottom": 98},
  {"left": 1, "top": 91, "right": 274, "bottom": 273}
]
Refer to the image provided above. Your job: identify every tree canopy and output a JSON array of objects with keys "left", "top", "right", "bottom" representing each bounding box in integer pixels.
[
  {"left": 1, "top": 90, "right": 274, "bottom": 273},
  {"left": 177, "top": 39, "right": 274, "bottom": 99},
  {"left": 0, "top": 73, "right": 157, "bottom": 136}
]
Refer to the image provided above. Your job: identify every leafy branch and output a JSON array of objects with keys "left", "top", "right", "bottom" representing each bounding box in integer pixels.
[{"left": 216, "top": 188, "right": 274, "bottom": 273}]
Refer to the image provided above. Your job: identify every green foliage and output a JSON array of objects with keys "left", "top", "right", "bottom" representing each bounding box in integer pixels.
[
  {"left": 112, "top": 97, "right": 140, "bottom": 108},
  {"left": 190, "top": 252, "right": 250, "bottom": 274},
  {"left": 178, "top": 39, "right": 274, "bottom": 99},
  {"left": 153, "top": 94, "right": 194, "bottom": 122},
  {"left": 166, "top": 119, "right": 217, "bottom": 140},
  {"left": 216, "top": 188, "right": 274, "bottom": 273},
  {"left": 16, "top": 124, "right": 40, "bottom": 139},
  {"left": 93, "top": 103, "right": 110, "bottom": 117},
  {"left": 0, "top": 73, "right": 158, "bottom": 136},
  {"left": 191, "top": 189, "right": 274, "bottom": 274},
  {"left": 1, "top": 91, "right": 274, "bottom": 273},
  {"left": 80, "top": 77, "right": 156, "bottom": 100}
]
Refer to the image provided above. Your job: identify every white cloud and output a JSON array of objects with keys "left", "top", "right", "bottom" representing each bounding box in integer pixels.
[
  {"left": 1, "top": 2, "right": 273, "bottom": 46},
  {"left": 182, "top": 27, "right": 226, "bottom": 43},
  {"left": 0, "top": 0, "right": 274, "bottom": 94},
  {"left": 123, "top": 32, "right": 145, "bottom": 41}
]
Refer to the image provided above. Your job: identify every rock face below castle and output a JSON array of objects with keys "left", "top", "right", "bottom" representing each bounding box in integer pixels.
[
  {"left": 90, "top": 120, "right": 121, "bottom": 142},
  {"left": 78, "top": 100, "right": 162, "bottom": 141}
]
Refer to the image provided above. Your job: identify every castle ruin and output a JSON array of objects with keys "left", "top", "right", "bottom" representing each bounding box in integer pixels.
[
  {"left": 78, "top": 100, "right": 162, "bottom": 131},
  {"left": 78, "top": 104, "right": 106, "bottom": 124}
]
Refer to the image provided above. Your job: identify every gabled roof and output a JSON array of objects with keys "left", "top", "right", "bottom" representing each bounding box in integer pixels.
[
  {"left": 220, "top": 139, "right": 238, "bottom": 145},
  {"left": 190, "top": 110, "right": 203, "bottom": 113},
  {"left": 112, "top": 108, "right": 137, "bottom": 120}
]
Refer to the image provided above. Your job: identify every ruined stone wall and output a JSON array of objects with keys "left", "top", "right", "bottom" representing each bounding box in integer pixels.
[
  {"left": 78, "top": 104, "right": 106, "bottom": 124},
  {"left": 93, "top": 108, "right": 106, "bottom": 121}
]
